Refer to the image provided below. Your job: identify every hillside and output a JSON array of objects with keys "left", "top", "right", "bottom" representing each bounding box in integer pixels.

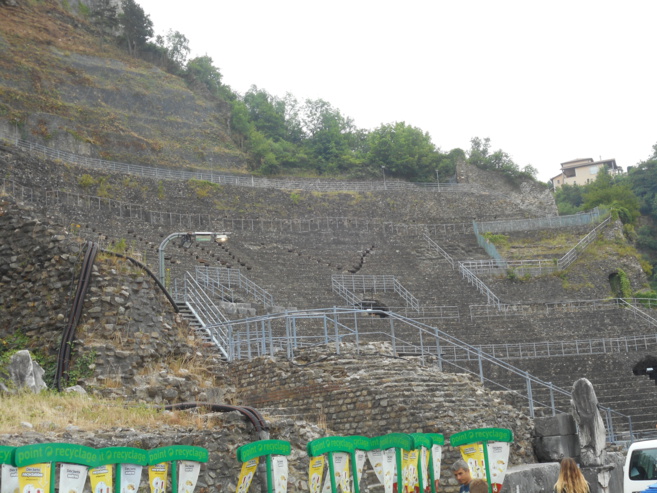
[
  {"left": 0, "top": 0, "right": 243, "bottom": 170},
  {"left": 2, "top": 2, "right": 656, "bottom": 492}
]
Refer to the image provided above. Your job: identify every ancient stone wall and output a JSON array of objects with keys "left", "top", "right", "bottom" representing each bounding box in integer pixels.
[{"left": 228, "top": 343, "right": 537, "bottom": 492}]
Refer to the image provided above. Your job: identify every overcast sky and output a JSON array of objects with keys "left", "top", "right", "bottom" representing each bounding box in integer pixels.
[{"left": 136, "top": 0, "right": 657, "bottom": 182}]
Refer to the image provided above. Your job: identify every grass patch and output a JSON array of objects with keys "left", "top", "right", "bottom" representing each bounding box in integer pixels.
[{"left": 0, "top": 392, "right": 222, "bottom": 434}]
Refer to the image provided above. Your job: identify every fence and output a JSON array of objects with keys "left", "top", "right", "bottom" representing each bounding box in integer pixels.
[
  {"left": 172, "top": 272, "right": 232, "bottom": 359},
  {"left": 475, "top": 208, "right": 605, "bottom": 234},
  {"left": 466, "top": 214, "right": 612, "bottom": 277},
  {"left": 40, "top": 187, "right": 476, "bottom": 237},
  {"left": 208, "top": 307, "right": 633, "bottom": 442},
  {"left": 331, "top": 274, "right": 420, "bottom": 311},
  {"left": 0, "top": 127, "right": 480, "bottom": 193},
  {"left": 195, "top": 266, "right": 275, "bottom": 308}
]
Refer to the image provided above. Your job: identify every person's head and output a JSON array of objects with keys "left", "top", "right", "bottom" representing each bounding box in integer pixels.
[
  {"left": 555, "top": 457, "right": 589, "bottom": 493},
  {"left": 469, "top": 479, "right": 488, "bottom": 493},
  {"left": 451, "top": 459, "right": 472, "bottom": 485}
]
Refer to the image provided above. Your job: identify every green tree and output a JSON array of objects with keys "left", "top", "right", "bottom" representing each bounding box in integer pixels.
[
  {"left": 90, "top": 0, "right": 119, "bottom": 35},
  {"left": 627, "top": 144, "right": 657, "bottom": 219},
  {"left": 436, "top": 148, "right": 465, "bottom": 182},
  {"left": 155, "top": 29, "right": 190, "bottom": 74},
  {"left": 555, "top": 183, "right": 585, "bottom": 214},
  {"left": 582, "top": 167, "right": 640, "bottom": 222},
  {"left": 243, "top": 86, "right": 289, "bottom": 142},
  {"left": 301, "top": 98, "right": 354, "bottom": 172},
  {"left": 366, "top": 122, "right": 440, "bottom": 180},
  {"left": 247, "top": 130, "right": 279, "bottom": 175},
  {"left": 119, "top": 0, "right": 153, "bottom": 56},
  {"left": 230, "top": 100, "right": 251, "bottom": 150},
  {"left": 186, "top": 55, "right": 223, "bottom": 96},
  {"left": 466, "top": 137, "right": 533, "bottom": 180}
]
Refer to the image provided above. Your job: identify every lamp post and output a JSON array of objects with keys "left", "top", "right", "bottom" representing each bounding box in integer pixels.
[
  {"left": 158, "top": 231, "right": 228, "bottom": 284},
  {"left": 381, "top": 166, "right": 387, "bottom": 190}
]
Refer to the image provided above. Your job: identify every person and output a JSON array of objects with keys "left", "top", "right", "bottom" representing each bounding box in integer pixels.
[
  {"left": 469, "top": 479, "right": 488, "bottom": 493},
  {"left": 553, "top": 457, "right": 590, "bottom": 493},
  {"left": 451, "top": 459, "right": 472, "bottom": 493}
]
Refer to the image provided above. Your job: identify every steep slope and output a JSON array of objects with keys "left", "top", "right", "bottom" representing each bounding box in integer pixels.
[{"left": 0, "top": 0, "right": 243, "bottom": 170}]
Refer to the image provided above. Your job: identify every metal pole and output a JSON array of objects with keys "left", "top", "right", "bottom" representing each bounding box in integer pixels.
[
  {"left": 526, "top": 372, "right": 535, "bottom": 419},
  {"left": 246, "top": 321, "right": 252, "bottom": 361},
  {"left": 333, "top": 307, "right": 340, "bottom": 354},
  {"left": 435, "top": 329, "right": 442, "bottom": 371}
]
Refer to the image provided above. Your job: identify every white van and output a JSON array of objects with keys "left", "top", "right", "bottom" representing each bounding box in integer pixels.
[{"left": 624, "top": 439, "right": 657, "bottom": 493}]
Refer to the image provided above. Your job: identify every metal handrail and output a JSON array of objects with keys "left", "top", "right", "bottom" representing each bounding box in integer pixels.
[
  {"left": 458, "top": 262, "right": 500, "bottom": 307},
  {"left": 0, "top": 127, "right": 484, "bottom": 193},
  {"left": 42, "top": 188, "right": 478, "bottom": 237},
  {"left": 467, "top": 213, "right": 612, "bottom": 277},
  {"left": 331, "top": 274, "right": 420, "bottom": 311},
  {"left": 196, "top": 266, "right": 274, "bottom": 308},
  {"left": 213, "top": 307, "right": 633, "bottom": 441},
  {"left": 175, "top": 272, "right": 232, "bottom": 359},
  {"left": 423, "top": 233, "right": 455, "bottom": 269},
  {"left": 475, "top": 208, "right": 604, "bottom": 234}
]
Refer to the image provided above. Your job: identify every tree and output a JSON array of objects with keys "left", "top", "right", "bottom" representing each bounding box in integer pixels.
[
  {"left": 90, "top": 0, "right": 119, "bottom": 35},
  {"left": 366, "top": 122, "right": 440, "bottom": 180},
  {"left": 555, "top": 183, "right": 585, "bottom": 214},
  {"left": 582, "top": 167, "right": 640, "bottom": 222},
  {"left": 186, "top": 55, "right": 223, "bottom": 96},
  {"left": 627, "top": 143, "right": 657, "bottom": 219},
  {"left": 230, "top": 100, "right": 250, "bottom": 150},
  {"left": 301, "top": 98, "right": 354, "bottom": 173},
  {"left": 243, "top": 86, "right": 288, "bottom": 142},
  {"left": 119, "top": 0, "right": 153, "bottom": 56},
  {"left": 155, "top": 29, "right": 190, "bottom": 74}
]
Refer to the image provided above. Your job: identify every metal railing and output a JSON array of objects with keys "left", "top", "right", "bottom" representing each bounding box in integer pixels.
[
  {"left": 458, "top": 333, "right": 657, "bottom": 361},
  {"left": 1, "top": 179, "right": 35, "bottom": 203},
  {"left": 465, "top": 214, "right": 612, "bottom": 277},
  {"left": 470, "top": 298, "right": 657, "bottom": 322},
  {"left": 195, "top": 266, "right": 274, "bottom": 308},
  {"left": 0, "top": 127, "right": 483, "bottom": 193},
  {"left": 475, "top": 208, "right": 605, "bottom": 234},
  {"left": 173, "top": 272, "right": 232, "bottom": 359},
  {"left": 458, "top": 262, "right": 501, "bottom": 307},
  {"left": 558, "top": 214, "right": 611, "bottom": 269},
  {"left": 42, "top": 188, "right": 476, "bottom": 237},
  {"left": 209, "top": 307, "right": 633, "bottom": 442},
  {"left": 331, "top": 274, "right": 420, "bottom": 311},
  {"left": 423, "top": 233, "right": 455, "bottom": 268}
]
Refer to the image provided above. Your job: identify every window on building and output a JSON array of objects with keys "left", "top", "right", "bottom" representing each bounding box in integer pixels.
[{"left": 590, "top": 165, "right": 599, "bottom": 175}]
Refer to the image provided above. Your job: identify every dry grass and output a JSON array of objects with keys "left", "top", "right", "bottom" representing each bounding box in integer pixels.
[{"left": 0, "top": 392, "right": 218, "bottom": 434}]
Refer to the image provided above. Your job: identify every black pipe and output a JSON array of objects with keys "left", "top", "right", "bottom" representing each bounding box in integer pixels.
[
  {"left": 163, "top": 402, "right": 267, "bottom": 432},
  {"left": 100, "top": 249, "right": 179, "bottom": 313}
]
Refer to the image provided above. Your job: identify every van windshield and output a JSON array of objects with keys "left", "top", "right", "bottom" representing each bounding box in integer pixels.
[{"left": 629, "top": 448, "right": 657, "bottom": 481}]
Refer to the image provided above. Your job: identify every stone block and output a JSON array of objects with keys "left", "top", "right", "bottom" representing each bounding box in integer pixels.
[
  {"left": 533, "top": 435, "right": 580, "bottom": 462},
  {"left": 503, "top": 462, "right": 560, "bottom": 493},
  {"left": 534, "top": 413, "right": 577, "bottom": 437}
]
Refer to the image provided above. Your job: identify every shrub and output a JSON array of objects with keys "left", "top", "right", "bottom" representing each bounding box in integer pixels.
[{"left": 78, "top": 174, "right": 96, "bottom": 188}]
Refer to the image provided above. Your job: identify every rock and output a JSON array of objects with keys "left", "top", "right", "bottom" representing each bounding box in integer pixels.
[
  {"left": 65, "top": 385, "right": 87, "bottom": 395},
  {"left": 571, "top": 378, "right": 606, "bottom": 467},
  {"left": 6, "top": 350, "right": 47, "bottom": 393}
]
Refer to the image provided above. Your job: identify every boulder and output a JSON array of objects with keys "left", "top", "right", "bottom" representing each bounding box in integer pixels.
[
  {"left": 4, "top": 350, "right": 47, "bottom": 393},
  {"left": 571, "top": 378, "right": 606, "bottom": 467}
]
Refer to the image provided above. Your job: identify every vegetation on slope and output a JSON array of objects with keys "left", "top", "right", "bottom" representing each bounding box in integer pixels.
[
  {"left": 0, "top": 0, "right": 541, "bottom": 185},
  {"left": 0, "top": 392, "right": 222, "bottom": 434},
  {"left": 555, "top": 143, "right": 657, "bottom": 288}
]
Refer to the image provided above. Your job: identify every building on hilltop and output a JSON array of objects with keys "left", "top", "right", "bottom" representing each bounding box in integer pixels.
[{"left": 551, "top": 157, "right": 622, "bottom": 189}]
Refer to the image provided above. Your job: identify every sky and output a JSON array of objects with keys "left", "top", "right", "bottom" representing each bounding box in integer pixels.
[{"left": 136, "top": 0, "right": 657, "bottom": 182}]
